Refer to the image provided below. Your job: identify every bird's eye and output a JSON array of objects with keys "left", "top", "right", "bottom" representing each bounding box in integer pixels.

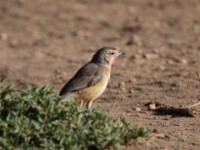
[{"left": 111, "top": 52, "right": 115, "bottom": 55}]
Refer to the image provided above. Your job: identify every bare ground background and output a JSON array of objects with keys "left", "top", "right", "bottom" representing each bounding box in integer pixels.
[{"left": 0, "top": 0, "right": 200, "bottom": 149}]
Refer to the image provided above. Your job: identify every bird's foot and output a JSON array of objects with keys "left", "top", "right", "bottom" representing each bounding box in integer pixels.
[{"left": 89, "top": 106, "right": 95, "bottom": 112}]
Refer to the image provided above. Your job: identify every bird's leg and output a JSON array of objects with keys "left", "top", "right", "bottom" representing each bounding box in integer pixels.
[
  {"left": 80, "top": 100, "right": 84, "bottom": 108},
  {"left": 86, "top": 101, "right": 93, "bottom": 109}
]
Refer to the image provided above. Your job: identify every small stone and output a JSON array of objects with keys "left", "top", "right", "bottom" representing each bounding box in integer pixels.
[
  {"left": 135, "top": 107, "right": 141, "bottom": 112},
  {"left": 128, "top": 78, "right": 136, "bottom": 83},
  {"left": 156, "top": 133, "right": 165, "bottom": 138},
  {"left": 9, "top": 39, "right": 18, "bottom": 48},
  {"left": 54, "top": 68, "right": 62, "bottom": 74},
  {"left": 129, "top": 88, "right": 134, "bottom": 93},
  {"left": 197, "top": 71, "right": 200, "bottom": 78},
  {"left": 165, "top": 134, "right": 171, "bottom": 139},
  {"left": 0, "top": 32, "right": 8, "bottom": 40},
  {"left": 131, "top": 54, "right": 143, "bottom": 60},
  {"left": 149, "top": 103, "right": 157, "bottom": 110},
  {"left": 152, "top": 129, "right": 159, "bottom": 133},
  {"left": 181, "top": 59, "right": 188, "bottom": 64},
  {"left": 159, "top": 65, "right": 166, "bottom": 71},
  {"left": 143, "top": 53, "right": 159, "bottom": 59},
  {"left": 118, "top": 81, "right": 126, "bottom": 91},
  {"left": 167, "top": 59, "right": 175, "bottom": 65}
]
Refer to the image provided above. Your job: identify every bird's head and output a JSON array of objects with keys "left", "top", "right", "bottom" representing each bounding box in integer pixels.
[{"left": 91, "top": 47, "right": 125, "bottom": 68}]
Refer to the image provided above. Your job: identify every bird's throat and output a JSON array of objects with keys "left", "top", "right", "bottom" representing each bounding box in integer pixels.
[{"left": 109, "top": 57, "right": 117, "bottom": 68}]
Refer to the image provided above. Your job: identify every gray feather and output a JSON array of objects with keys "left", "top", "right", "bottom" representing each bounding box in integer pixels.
[{"left": 59, "top": 63, "right": 103, "bottom": 96}]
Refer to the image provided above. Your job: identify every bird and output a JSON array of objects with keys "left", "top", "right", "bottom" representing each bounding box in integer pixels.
[{"left": 59, "top": 47, "right": 125, "bottom": 109}]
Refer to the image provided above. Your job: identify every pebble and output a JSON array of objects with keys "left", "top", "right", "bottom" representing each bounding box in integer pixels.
[
  {"left": 149, "top": 103, "right": 157, "bottom": 110},
  {"left": 0, "top": 32, "right": 8, "bottom": 41},
  {"left": 165, "top": 134, "right": 171, "bottom": 139},
  {"left": 9, "top": 39, "right": 18, "bottom": 48},
  {"left": 152, "top": 129, "right": 159, "bottom": 133},
  {"left": 181, "top": 58, "right": 188, "bottom": 65},
  {"left": 143, "top": 53, "right": 159, "bottom": 59},
  {"left": 134, "top": 107, "right": 141, "bottom": 112},
  {"left": 129, "top": 88, "right": 134, "bottom": 93},
  {"left": 133, "top": 35, "right": 143, "bottom": 46},
  {"left": 118, "top": 81, "right": 126, "bottom": 91},
  {"left": 159, "top": 65, "right": 166, "bottom": 71}
]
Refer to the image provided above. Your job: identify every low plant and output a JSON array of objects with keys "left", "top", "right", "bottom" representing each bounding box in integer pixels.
[{"left": 0, "top": 81, "right": 150, "bottom": 150}]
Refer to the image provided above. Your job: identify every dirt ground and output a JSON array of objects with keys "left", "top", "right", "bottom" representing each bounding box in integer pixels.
[{"left": 0, "top": 0, "right": 200, "bottom": 149}]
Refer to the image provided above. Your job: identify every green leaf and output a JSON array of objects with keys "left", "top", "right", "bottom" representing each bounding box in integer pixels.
[{"left": 0, "top": 83, "right": 151, "bottom": 149}]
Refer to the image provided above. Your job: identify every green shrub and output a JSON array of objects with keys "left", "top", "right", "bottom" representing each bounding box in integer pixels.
[{"left": 0, "top": 81, "right": 150, "bottom": 150}]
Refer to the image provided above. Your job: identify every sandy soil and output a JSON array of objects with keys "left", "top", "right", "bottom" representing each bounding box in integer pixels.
[{"left": 0, "top": 0, "right": 200, "bottom": 149}]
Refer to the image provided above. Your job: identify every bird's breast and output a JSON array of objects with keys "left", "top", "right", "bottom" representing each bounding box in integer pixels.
[{"left": 79, "top": 67, "right": 110, "bottom": 102}]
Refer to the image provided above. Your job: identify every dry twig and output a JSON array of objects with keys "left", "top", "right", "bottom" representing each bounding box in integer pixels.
[{"left": 145, "top": 102, "right": 198, "bottom": 117}]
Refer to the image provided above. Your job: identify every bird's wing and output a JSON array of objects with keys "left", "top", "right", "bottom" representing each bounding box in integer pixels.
[{"left": 59, "top": 63, "right": 103, "bottom": 96}]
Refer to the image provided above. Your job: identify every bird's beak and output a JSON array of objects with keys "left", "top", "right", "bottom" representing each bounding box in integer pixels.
[{"left": 118, "top": 50, "right": 125, "bottom": 57}]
